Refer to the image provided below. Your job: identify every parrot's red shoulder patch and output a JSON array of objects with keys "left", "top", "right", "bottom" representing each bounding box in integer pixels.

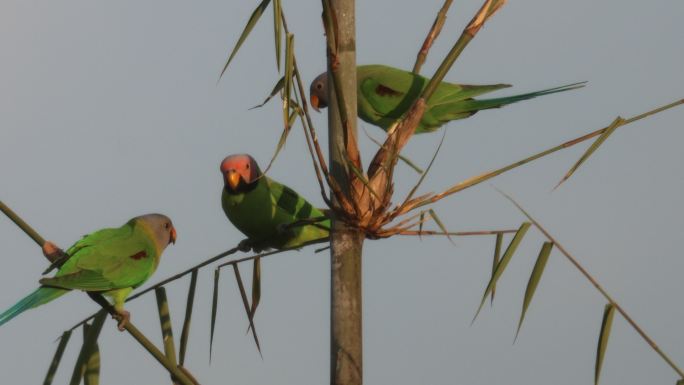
[
  {"left": 375, "top": 84, "right": 404, "bottom": 97},
  {"left": 129, "top": 251, "right": 148, "bottom": 260}
]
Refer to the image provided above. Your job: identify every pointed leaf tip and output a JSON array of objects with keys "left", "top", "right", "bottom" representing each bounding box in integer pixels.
[
  {"left": 473, "top": 222, "right": 531, "bottom": 323},
  {"left": 515, "top": 241, "right": 553, "bottom": 342},
  {"left": 555, "top": 116, "right": 625, "bottom": 189},
  {"left": 219, "top": 0, "right": 272, "bottom": 80},
  {"left": 490, "top": 233, "right": 503, "bottom": 306},
  {"left": 209, "top": 268, "right": 220, "bottom": 362},
  {"left": 595, "top": 303, "right": 616, "bottom": 385}
]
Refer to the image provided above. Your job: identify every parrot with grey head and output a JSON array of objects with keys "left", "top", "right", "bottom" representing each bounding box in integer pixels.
[
  {"left": 220, "top": 154, "right": 329, "bottom": 251},
  {"left": 309, "top": 64, "right": 585, "bottom": 133},
  {"left": 0, "top": 213, "right": 177, "bottom": 331}
]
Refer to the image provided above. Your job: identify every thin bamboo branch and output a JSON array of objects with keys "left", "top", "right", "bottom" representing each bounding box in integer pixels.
[
  {"left": 86, "top": 293, "right": 198, "bottom": 385},
  {"left": 499, "top": 190, "right": 684, "bottom": 379},
  {"left": 0, "top": 199, "right": 46, "bottom": 251},
  {"left": 421, "top": 0, "right": 505, "bottom": 103},
  {"left": 397, "top": 98, "right": 684, "bottom": 214},
  {"left": 398, "top": 229, "right": 517, "bottom": 236},
  {"left": 413, "top": 0, "right": 454, "bottom": 74}
]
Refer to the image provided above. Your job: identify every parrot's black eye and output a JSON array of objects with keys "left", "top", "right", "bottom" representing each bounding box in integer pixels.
[
  {"left": 245, "top": 164, "right": 250, "bottom": 169},
  {"left": 164, "top": 222, "right": 170, "bottom": 230},
  {"left": 316, "top": 83, "right": 323, "bottom": 90}
]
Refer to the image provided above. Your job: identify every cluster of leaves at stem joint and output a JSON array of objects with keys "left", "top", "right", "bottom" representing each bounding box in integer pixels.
[{"left": 220, "top": 0, "right": 510, "bottom": 241}]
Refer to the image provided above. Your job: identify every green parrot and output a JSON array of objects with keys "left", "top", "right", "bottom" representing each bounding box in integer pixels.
[
  {"left": 309, "top": 64, "right": 585, "bottom": 133},
  {"left": 220, "top": 154, "right": 330, "bottom": 251},
  {"left": 0, "top": 214, "right": 176, "bottom": 330}
]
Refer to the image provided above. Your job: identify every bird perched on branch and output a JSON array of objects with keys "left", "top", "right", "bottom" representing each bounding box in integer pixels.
[
  {"left": 310, "top": 64, "right": 585, "bottom": 134},
  {"left": 0, "top": 214, "right": 176, "bottom": 331},
  {"left": 220, "top": 154, "right": 330, "bottom": 251}
]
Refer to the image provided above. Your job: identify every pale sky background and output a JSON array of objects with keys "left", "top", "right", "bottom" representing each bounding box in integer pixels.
[{"left": 0, "top": 1, "right": 683, "bottom": 384}]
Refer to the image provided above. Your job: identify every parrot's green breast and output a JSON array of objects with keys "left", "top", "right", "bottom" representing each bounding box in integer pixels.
[{"left": 222, "top": 176, "right": 329, "bottom": 249}]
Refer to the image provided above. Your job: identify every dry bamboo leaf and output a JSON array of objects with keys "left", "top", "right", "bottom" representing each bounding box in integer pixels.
[
  {"left": 473, "top": 222, "right": 531, "bottom": 323},
  {"left": 219, "top": 0, "right": 272, "bottom": 79},
  {"left": 514, "top": 241, "right": 553, "bottom": 341},
  {"left": 596, "top": 303, "right": 616, "bottom": 385}
]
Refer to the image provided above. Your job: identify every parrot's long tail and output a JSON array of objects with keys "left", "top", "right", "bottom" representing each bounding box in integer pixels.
[
  {"left": 0, "top": 287, "right": 68, "bottom": 326},
  {"left": 465, "top": 81, "right": 586, "bottom": 112}
]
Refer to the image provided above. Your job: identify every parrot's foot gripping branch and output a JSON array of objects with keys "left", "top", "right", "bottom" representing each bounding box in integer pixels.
[{"left": 112, "top": 310, "right": 130, "bottom": 332}]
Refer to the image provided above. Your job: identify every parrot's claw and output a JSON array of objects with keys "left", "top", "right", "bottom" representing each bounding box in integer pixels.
[
  {"left": 238, "top": 239, "right": 269, "bottom": 253},
  {"left": 112, "top": 310, "right": 130, "bottom": 331},
  {"left": 238, "top": 239, "right": 253, "bottom": 252}
]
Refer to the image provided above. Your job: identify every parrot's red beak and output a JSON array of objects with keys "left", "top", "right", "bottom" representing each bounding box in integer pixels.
[
  {"left": 227, "top": 170, "right": 241, "bottom": 191},
  {"left": 310, "top": 94, "right": 320, "bottom": 112},
  {"left": 170, "top": 226, "right": 177, "bottom": 245}
]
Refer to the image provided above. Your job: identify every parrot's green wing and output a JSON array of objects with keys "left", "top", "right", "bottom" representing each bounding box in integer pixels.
[
  {"left": 42, "top": 223, "right": 157, "bottom": 291},
  {"left": 357, "top": 64, "right": 583, "bottom": 133},
  {"left": 222, "top": 177, "right": 330, "bottom": 249},
  {"left": 357, "top": 65, "right": 509, "bottom": 132}
]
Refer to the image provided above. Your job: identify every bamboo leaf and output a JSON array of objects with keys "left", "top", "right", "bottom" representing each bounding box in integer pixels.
[
  {"left": 250, "top": 257, "right": 262, "bottom": 318},
  {"left": 428, "top": 209, "right": 454, "bottom": 245},
  {"left": 283, "top": 33, "right": 295, "bottom": 127},
  {"left": 82, "top": 324, "right": 100, "bottom": 385},
  {"left": 43, "top": 330, "right": 72, "bottom": 385},
  {"left": 595, "top": 303, "right": 616, "bottom": 385},
  {"left": 490, "top": 233, "right": 503, "bottom": 306},
  {"left": 249, "top": 76, "right": 285, "bottom": 110},
  {"left": 556, "top": 116, "right": 626, "bottom": 188},
  {"left": 233, "top": 264, "right": 262, "bottom": 357},
  {"left": 179, "top": 269, "right": 198, "bottom": 367},
  {"left": 69, "top": 310, "right": 106, "bottom": 385},
  {"left": 404, "top": 129, "right": 446, "bottom": 203},
  {"left": 210, "top": 268, "right": 220, "bottom": 361},
  {"left": 473, "top": 222, "right": 531, "bottom": 323},
  {"left": 514, "top": 241, "right": 553, "bottom": 341},
  {"left": 273, "top": 0, "right": 282, "bottom": 71},
  {"left": 155, "top": 287, "right": 178, "bottom": 385},
  {"left": 219, "top": 0, "right": 272, "bottom": 79}
]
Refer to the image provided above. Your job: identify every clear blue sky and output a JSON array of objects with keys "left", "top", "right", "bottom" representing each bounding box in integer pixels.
[{"left": 1, "top": 1, "right": 682, "bottom": 384}]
